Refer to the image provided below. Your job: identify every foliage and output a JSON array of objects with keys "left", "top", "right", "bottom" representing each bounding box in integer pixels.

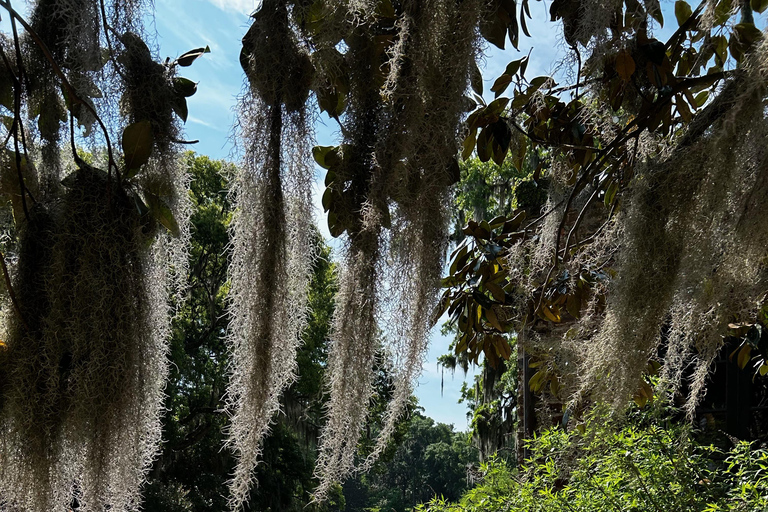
[
  {"left": 441, "top": 0, "right": 768, "bottom": 419},
  {"left": 345, "top": 412, "right": 477, "bottom": 512},
  {"left": 417, "top": 407, "right": 768, "bottom": 512}
]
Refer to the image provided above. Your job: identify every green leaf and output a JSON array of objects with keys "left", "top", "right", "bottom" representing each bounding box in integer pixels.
[
  {"left": 487, "top": 97, "right": 510, "bottom": 115},
  {"left": 171, "top": 95, "right": 189, "bottom": 123},
  {"left": 177, "top": 46, "right": 210, "bottom": 67},
  {"left": 122, "top": 120, "right": 154, "bottom": 171},
  {"left": 528, "top": 76, "right": 550, "bottom": 90},
  {"left": 144, "top": 191, "right": 180, "bottom": 236},
  {"left": 312, "top": 146, "right": 337, "bottom": 169},
  {"left": 615, "top": 50, "right": 636, "bottom": 81},
  {"left": 752, "top": 0, "right": 768, "bottom": 13},
  {"left": 470, "top": 61, "right": 483, "bottom": 96},
  {"left": 322, "top": 187, "right": 333, "bottom": 212},
  {"left": 737, "top": 344, "right": 752, "bottom": 370},
  {"left": 675, "top": 0, "right": 693, "bottom": 26},
  {"left": 491, "top": 74, "right": 513, "bottom": 97},
  {"left": 462, "top": 128, "right": 477, "bottom": 161},
  {"left": 645, "top": 0, "right": 664, "bottom": 26},
  {"left": 479, "top": 10, "right": 508, "bottom": 49},
  {"left": 173, "top": 77, "right": 198, "bottom": 97}
]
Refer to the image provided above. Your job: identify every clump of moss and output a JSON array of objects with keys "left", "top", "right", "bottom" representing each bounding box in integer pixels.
[
  {"left": 0, "top": 165, "right": 169, "bottom": 511},
  {"left": 312, "top": 0, "right": 486, "bottom": 498},
  {"left": 118, "top": 32, "right": 180, "bottom": 152},
  {"left": 240, "top": 1, "right": 313, "bottom": 113}
]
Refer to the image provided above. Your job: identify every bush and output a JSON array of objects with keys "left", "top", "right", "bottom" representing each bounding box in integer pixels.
[{"left": 417, "top": 409, "right": 768, "bottom": 512}]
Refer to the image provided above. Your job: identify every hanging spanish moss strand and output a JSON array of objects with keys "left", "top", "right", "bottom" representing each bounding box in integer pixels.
[
  {"left": 0, "top": 0, "right": 190, "bottom": 509},
  {"left": 225, "top": 2, "right": 316, "bottom": 509},
  {"left": 314, "top": 0, "right": 486, "bottom": 495},
  {"left": 312, "top": 230, "right": 383, "bottom": 500},
  {"left": 0, "top": 168, "right": 170, "bottom": 511},
  {"left": 572, "top": 40, "right": 768, "bottom": 411},
  {"left": 361, "top": 0, "right": 485, "bottom": 469},
  {"left": 311, "top": 4, "right": 388, "bottom": 495}
]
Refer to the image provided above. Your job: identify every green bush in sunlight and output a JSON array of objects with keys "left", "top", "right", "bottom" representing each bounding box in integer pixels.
[{"left": 417, "top": 409, "right": 768, "bottom": 512}]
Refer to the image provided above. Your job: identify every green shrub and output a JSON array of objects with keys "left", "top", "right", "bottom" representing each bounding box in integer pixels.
[{"left": 417, "top": 409, "right": 768, "bottom": 512}]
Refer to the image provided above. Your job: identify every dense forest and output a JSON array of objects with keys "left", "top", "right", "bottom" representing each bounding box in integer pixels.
[{"left": 0, "top": 0, "right": 766, "bottom": 511}]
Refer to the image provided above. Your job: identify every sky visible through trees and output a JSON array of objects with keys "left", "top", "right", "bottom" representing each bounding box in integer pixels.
[{"left": 133, "top": 0, "right": 764, "bottom": 428}]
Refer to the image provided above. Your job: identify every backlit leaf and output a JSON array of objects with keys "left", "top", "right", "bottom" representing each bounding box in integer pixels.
[{"left": 122, "top": 120, "right": 154, "bottom": 171}]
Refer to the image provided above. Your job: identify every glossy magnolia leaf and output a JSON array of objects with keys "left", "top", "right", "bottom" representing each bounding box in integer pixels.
[
  {"left": 752, "top": 0, "right": 768, "bottom": 13},
  {"left": 177, "top": 46, "right": 210, "bottom": 67},
  {"left": 528, "top": 76, "right": 550, "bottom": 90},
  {"left": 173, "top": 77, "right": 198, "bottom": 97},
  {"left": 615, "top": 50, "right": 636, "bottom": 81},
  {"left": 541, "top": 304, "right": 561, "bottom": 322},
  {"left": 645, "top": 0, "right": 664, "bottom": 26},
  {"left": 462, "top": 128, "right": 477, "bottom": 160},
  {"left": 485, "top": 281, "right": 506, "bottom": 303},
  {"left": 486, "top": 307, "right": 505, "bottom": 331},
  {"left": 487, "top": 97, "right": 510, "bottom": 115},
  {"left": 122, "top": 120, "right": 154, "bottom": 171},
  {"left": 321, "top": 188, "right": 333, "bottom": 212},
  {"left": 477, "top": 127, "right": 491, "bottom": 162},
  {"left": 144, "top": 191, "right": 180, "bottom": 237},
  {"left": 312, "top": 146, "right": 337, "bottom": 169},
  {"left": 171, "top": 95, "right": 189, "bottom": 123},
  {"left": 734, "top": 22, "right": 764, "bottom": 44},
  {"left": 480, "top": 9, "right": 508, "bottom": 49},
  {"left": 491, "top": 74, "right": 513, "bottom": 98},
  {"left": 529, "top": 369, "right": 547, "bottom": 392},
  {"left": 674, "top": 0, "right": 693, "bottom": 26},
  {"left": 737, "top": 344, "right": 752, "bottom": 369},
  {"left": 471, "top": 61, "right": 484, "bottom": 96}
]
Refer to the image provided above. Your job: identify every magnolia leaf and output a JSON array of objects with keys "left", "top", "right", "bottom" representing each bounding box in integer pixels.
[
  {"left": 144, "top": 191, "right": 180, "bottom": 237},
  {"left": 615, "top": 50, "right": 636, "bottom": 81},
  {"left": 491, "top": 74, "right": 513, "bottom": 98},
  {"left": 471, "top": 61, "right": 484, "bottom": 96},
  {"left": 462, "top": 128, "right": 477, "bottom": 160},
  {"left": 177, "top": 46, "right": 210, "bottom": 67},
  {"left": 173, "top": 77, "right": 198, "bottom": 97},
  {"left": 313, "top": 146, "right": 337, "bottom": 169},
  {"left": 485, "top": 307, "right": 504, "bottom": 333},
  {"left": 171, "top": 96, "right": 189, "bottom": 123},
  {"left": 737, "top": 344, "right": 752, "bottom": 369},
  {"left": 122, "top": 120, "right": 154, "bottom": 171},
  {"left": 321, "top": 188, "right": 333, "bottom": 213},
  {"left": 675, "top": 0, "right": 693, "bottom": 26},
  {"left": 541, "top": 304, "right": 561, "bottom": 322}
]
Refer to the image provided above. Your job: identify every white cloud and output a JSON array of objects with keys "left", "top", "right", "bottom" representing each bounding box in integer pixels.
[{"left": 206, "top": 0, "right": 259, "bottom": 15}]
